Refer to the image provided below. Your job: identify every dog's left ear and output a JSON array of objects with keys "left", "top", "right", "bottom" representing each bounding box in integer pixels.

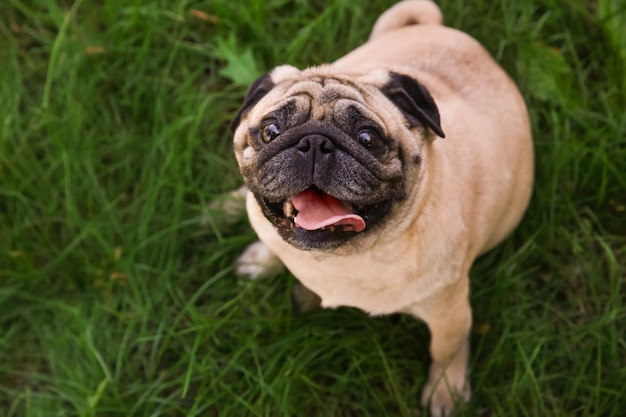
[
  {"left": 230, "top": 73, "right": 275, "bottom": 132},
  {"left": 381, "top": 72, "right": 445, "bottom": 138}
]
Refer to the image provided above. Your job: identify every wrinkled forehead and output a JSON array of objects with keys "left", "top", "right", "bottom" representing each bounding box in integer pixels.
[
  {"left": 284, "top": 76, "right": 367, "bottom": 104},
  {"left": 249, "top": 73, "right": 390, "bottom": 130}
]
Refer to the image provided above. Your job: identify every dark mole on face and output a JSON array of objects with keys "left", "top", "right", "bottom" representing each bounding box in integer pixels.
[{"left": 413, "top": 155, "right": 422, "bottom": 165}]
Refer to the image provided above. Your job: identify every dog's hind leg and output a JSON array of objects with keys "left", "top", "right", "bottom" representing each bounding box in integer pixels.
[
  {"left": 205, "top": 186, "right": 285, "bottom": 279},
  {"left": 407, "top": 276, "right": 472, "bottom": 417},
  {"left": 236, "top": 240, "right": 285, "bottom": 279},
  {"left": 204, "top": 185, "right": 249, "bottom": 226}
]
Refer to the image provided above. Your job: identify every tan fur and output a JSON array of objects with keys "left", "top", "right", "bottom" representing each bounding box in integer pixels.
[
  {"left": 233, "top": 1, "right": 533, "bottom": 415},
  {"left": 370, "top": 0, "right": 443, "bottom": 37}
]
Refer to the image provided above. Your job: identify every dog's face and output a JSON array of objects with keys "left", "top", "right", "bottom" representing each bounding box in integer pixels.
[{"left": 232, "top": 65, "right": 444, "bottom": 250}]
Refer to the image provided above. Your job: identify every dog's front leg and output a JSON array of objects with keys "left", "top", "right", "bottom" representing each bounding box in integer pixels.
[
  {"left": 236, "top": 240, "right": 285, "bottom": 279},
  {"left": 206, "top": 186, "right": 285, "bottom": 279},
  {"left": 408, "top": 277, "right": 472, "bottom": 417}
]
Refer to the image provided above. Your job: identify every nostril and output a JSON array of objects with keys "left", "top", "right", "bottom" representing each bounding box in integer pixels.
[
  {"left": 319, "top": 138, "right": 335, "bottom": 154},
  {"left": 296, "top": 135, "right": 335, "bottom": 155},
  {"left": 296, "top": 138, "right": 311, "bottom": 153}
]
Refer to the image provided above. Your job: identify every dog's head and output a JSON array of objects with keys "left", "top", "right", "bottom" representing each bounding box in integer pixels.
[{"left": 232, "top": 65, "right": 444, "bottom": 250}]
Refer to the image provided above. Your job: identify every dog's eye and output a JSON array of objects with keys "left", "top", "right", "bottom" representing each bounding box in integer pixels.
[
  {"left": 261, "top": 122, "right": 281, "bottom": 143},
  {"left": 357, "top": 129, "right": 381, "bottom": 151}
]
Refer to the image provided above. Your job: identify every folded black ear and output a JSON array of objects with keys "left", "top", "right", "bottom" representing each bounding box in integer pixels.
[
  {"left": 380, "top": 72, "right": 445, "bottom": 138},
  {"left": 230, "top": 73, "right": 275, "bottom": 133}
]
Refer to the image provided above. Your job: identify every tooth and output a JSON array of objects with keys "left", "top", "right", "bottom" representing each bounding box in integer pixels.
[{"left": 283, "top": 200, "right": 295, "bottom": 219}]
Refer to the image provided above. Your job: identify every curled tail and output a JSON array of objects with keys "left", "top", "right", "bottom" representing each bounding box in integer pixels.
[{"left": 370, "top": 0, "right": 443, "bottom": 40}]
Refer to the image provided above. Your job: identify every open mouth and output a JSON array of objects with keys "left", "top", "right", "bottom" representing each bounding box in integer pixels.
[
  {"left": 255, "top": 186, "right": 394, "bottom": 249},
  {"left": 282, "top": 188, "right": 366, "bottom": 233}
]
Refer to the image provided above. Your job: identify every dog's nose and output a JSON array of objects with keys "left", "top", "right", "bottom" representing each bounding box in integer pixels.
[{"left": 296, "top": 135, "right": 336, "bottom": 154}]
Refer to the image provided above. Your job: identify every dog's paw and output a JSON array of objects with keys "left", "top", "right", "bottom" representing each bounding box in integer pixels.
[
  {"left": 202, "top": 185, "right": 248, "bottom": 227},
  {"left": 236, "top": 241, "right": 285, "bottom": 279},
  {"left": 420, "top": 367, "right": 471, "bottom": 417}
]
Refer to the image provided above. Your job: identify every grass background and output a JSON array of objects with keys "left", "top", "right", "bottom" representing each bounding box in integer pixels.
[{"left": 1, "top": 0, "right": 624, "bottom": 416}]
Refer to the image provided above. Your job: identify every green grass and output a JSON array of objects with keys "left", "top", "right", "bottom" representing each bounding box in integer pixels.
[{"left": 1, "top": 0, "right": 624, "bottom": 416}]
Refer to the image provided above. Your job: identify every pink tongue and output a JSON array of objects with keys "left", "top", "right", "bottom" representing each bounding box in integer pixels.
[{"left": 291, "top": 189, "right": 366, "bottom": 232}]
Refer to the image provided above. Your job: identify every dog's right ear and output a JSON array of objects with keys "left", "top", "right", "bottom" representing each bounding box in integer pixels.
[{"left": 230, "top": 73, "right": 275, "bottom": 133}]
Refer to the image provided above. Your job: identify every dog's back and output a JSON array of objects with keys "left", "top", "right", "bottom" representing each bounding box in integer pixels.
[{"left": 335, "top": 0, "right": 534, "bottom": 256}]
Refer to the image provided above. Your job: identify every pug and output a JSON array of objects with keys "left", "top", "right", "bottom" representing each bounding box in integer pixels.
[{"left": 229, "top": 0, "right": 534, "bottom": 415}]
